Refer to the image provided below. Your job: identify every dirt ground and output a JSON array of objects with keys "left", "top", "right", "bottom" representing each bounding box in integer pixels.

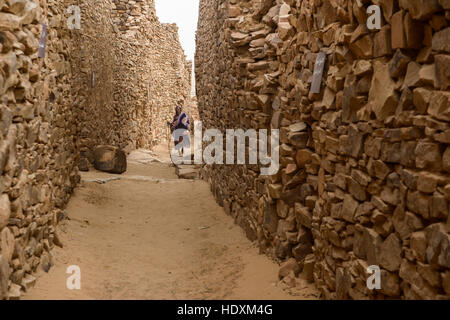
[{"left": 22, "top": 145, "right": 319, "bottom": 300}]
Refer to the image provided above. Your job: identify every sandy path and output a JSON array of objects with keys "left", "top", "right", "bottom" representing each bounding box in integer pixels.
[{"left": 22, "top": 146, "right": 318, "bottom": 300}]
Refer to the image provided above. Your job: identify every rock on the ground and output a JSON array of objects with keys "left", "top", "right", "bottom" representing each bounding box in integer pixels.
[
  {"left": 176, "top": 165, "right": 200, "bottom": 180},
  {"left": 21, "top": 274, "right": 36, "bottom": 292},
  {"left": 279, "top": 258, "right": 301, "bottom": 280},
  {"left": 78, "top": 158, "right": 90, "bottom": 172},
  {"left": 8, "top": 284, "right": 21, "bottom": 300},
  {"left": 93, "top": 145, "right": 127, "bottom": 174}
]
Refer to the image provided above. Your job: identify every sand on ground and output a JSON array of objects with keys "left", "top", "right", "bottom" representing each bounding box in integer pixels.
[{"left": 22, "top": 144, "right": 319, "bottom": 300}]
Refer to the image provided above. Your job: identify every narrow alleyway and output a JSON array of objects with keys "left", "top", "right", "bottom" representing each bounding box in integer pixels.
[
  {"left": 22, "top": 145, "right": 318, "bottom": 300},
  {"left": 2, "top": 0, "right": 449, "bottom": 301}
]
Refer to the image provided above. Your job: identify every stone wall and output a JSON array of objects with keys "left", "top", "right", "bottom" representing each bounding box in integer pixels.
[
  {"left": 145, "top": 21, "right": 194, "bottom": 147},
  {"left": 196, "top": 0, "right": 450, "bottom": 299},
  {"left": 77, "top": 0, "right": 193, "bottom": 158},
  {"left": 0, "top": 0, "right": 192, "bottom": 299},
  {"left": 0, "top": 0, "right": 80, "bottom": 299}
]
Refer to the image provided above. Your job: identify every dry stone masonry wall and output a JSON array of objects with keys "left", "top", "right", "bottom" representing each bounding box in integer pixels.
[
  {"left": 0, "top": 0, "right": 80, "bottom": 299},
  {"left": 77, "top": 0, "right": 194, "bottom": 160},
  {"left": 196, "top": 0, "right": 450, "bottom": 299},
  {"left": 0, "top": 0, "right": 192, "bottom": 299}
]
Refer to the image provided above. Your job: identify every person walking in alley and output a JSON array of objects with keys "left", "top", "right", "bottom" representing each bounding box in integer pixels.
[{"left": 167, "top": 105, "right": 191, "bottom": 156}]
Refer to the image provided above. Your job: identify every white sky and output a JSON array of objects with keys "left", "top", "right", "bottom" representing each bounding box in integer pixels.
[{"left": 155, "top": 0, "right": 199, "bottom": 62}]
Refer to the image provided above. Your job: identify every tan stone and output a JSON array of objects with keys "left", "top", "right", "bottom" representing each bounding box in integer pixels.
[
  {"left": 417, "top": 172, "right": 442, "bottom": 193},
  {"left": 93, "top": 146, "right": 127, "bottom": 174},
  {"left": 303, "top": 254, "right": 315, "bottom": 283},
  {"left": 413, "top": 88, "right": 432, "bottom": 114},
  {"left": 363, "top": 228, "right": 382, "bottom": 265},
  {"left": 380, "top": 270, "right": 401, "bottom": 297},
  {"left": 425, "top": 223, "right": 449, "bottom": 268},
  {"left": 411, "top": 231, "right": 428, "bottom": 262},
  {"left": 391, "top": 10, "right": 407, "bottom": 49},
  {"left": 342, "top": 194, "right": 358, "bottom": 223},
  {"left": 443, "top": 147, "right": 450, "bottom": 173},
  {"left": 295, "top": 203, "right": 312, "bottom": 228},
  {"left": 296, "top": 149, "right": 313, "bottom": 167},
  {"left": 443, "top": 271, "right": 450, "bottom": 295},
  {"left": 428, "top": 91, "right": 450, "bottom": 122},
  {"left": 350, "top": 35, "right": 373, "bottom": 58},
  {"left": 336, "top": 267, "right": 351, "bottom": 299},
  {"left": 278, "top": 22, "right": 293, "bottom": 40},
  {"left": 403, "top": 62, "right": 436, "bottom": 88},
  {"left": 374, "top": 25, "right": 392, "bottom": 57},
  {"left": 435, "top": 55, "right": 450, "bottom": 90},
  {"left": 399, "top": 0, "right": 441, "bottom": 20},
  {"left": 404, "top": 12, "right": 425, "bottom": 49},
  {"left": 0, "top": 194, "right": 10, "bottom": 230},
  {"left": 0, "top": 227, "right": 14, "bottom": 263},
  {"left": 432, "top": 26, "right": 450, "bottom": 52},
  {"left": 0, "top": 255, "right": 9, "bottom": 299},
  {"left": 379, "top": 0, "right": 396, "bottom": 21},
  {"left": 268, "top": 184, "right": 282, "bottom": 199},
  {"left": 0, "top": 12, "right": 21, "bottom": 31},
  {"left": 228, "top": 6, "right": 241, "bottom": 18},
  {"left": 279, "top": 258, "right": 300, "bottom": 280},
  {"left": 369, "top": 61, "right": 399, "bottom": 121}
]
